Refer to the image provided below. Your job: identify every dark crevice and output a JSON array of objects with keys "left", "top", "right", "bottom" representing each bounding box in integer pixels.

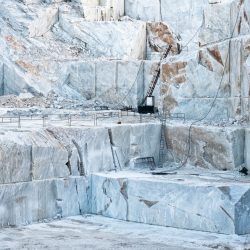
[
  {"left": 30, "top": 145, "right": 34, "bottom": 180},
  {"left": 98, "top": 179, "right": 113, "bottom": 215},
  {"left": 139, "top": 199, "right": 159, "bottom": 208},
  {"left": 120, "top": 179, "right": 129, "bottom": 221},
  {"left": 72, "top": 139, "right": 85, "bottom": 176},
  {"left": 75, "top": 179, "right": 82, "bottom": 215}
]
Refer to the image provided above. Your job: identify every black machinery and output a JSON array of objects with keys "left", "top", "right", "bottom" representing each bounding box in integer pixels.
[{"left": 138, "top": 45, "right": 172, "bottom": 114}]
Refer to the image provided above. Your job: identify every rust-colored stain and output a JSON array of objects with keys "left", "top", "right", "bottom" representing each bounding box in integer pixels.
[
  {"left": 243, "top": 42, "right": 250, "bottom": 61},
  {"left": 162, "top": 94, "right": 178, "bottom": 112},
  {"left": 5, "top": 35, "right": 25, "bottom": 52},
  {"left": 147, "top": 22, "right": 179, "bottom": 54},
  {"left": 175, "top": 75, "right": 186, "bottom": 84},
  {"left": 148, "top": 22, "right": 174, "bottom": 44},
  {"left": 161, "top": 82, "right": 170, "bottom": 95},
  {"left": 15, "top": 60, "right": 39, "bottom": 75},
  {"left": 207, "top": 47, "right": 224, "bottom": 66},
  {"left": 198, "top": 51, "right": 213, "bottom": 71},
  {"left": 161, "top": 62, "right": 187, "bottom": 83},
  {"left": 150, "top": 62, "right": 160, "bottom": 75}
]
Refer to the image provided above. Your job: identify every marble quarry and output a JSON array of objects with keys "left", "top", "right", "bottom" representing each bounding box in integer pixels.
[{"left": 0, "top": 0, "right": 250, "bottom": 247}]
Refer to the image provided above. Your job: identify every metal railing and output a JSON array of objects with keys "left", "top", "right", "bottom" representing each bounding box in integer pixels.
[{"left": 0, "top": 111, "right": 186, "bottom": 129}]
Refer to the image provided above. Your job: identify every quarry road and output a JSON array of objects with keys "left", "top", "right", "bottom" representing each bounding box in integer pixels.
[{"left": 0, "top": 215, "right": 248, "bottom": 250}]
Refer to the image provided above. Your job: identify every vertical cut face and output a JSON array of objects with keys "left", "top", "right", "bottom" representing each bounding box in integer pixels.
[{"left": 0, "top": 63, "right": 3, "bottom": 96}]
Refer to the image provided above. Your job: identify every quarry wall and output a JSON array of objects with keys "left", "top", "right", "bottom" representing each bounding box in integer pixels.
[{"left": 0, "top": 123, "right": 161, "bottom": 227}]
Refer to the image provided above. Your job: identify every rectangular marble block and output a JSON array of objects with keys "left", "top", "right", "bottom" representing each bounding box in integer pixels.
[
  {"left": 91, "top": 172, "right": 250, "bottom": 235},
  {"left": 0, "top": 177, "right": 89, "bottom": 227},
  {"left": 164, "top": 123, "right": 245, "bottom": 170},
  {"left": 245, "top": 128, "right": 250, "bottom": 172}
]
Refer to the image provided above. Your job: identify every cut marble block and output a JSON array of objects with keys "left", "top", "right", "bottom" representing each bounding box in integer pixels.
[
  {"left": 0, "top": 177, "right": 89, "bottom": 227},
  {"left": 245, "top": 128, "right": 250, "bottom": 172},
  {"left": 164, "top": 122, "right": 245, "bottom": 170},
  {"left": 0, "top": 129, "right": 70, "bottom": 184},
  {"left": 91, "top": 171, "right": 250, "bottom": 235}
]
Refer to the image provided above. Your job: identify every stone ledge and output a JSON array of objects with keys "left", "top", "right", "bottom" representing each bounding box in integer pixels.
[
  {"left": 91, "top": 170, "right": 250, "bottom": 235},
  {"left": 0, "top": 176, "right": 89, "bottom": 227},
  {"left": 164, "top": 122, "right": 245, "bottom": 170}
]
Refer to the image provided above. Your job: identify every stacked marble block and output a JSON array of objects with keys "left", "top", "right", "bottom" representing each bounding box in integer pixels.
[
  {"left": 0, "top": 122, "right": 249, "bottom": 235},
  {"left": 164, "top": 122, "right": 245, "bottom": 170},
  {"left": 124, "top": 0, "right": 250, "bottom": 121},
  {"left": 90, "top": 123, "right": 250, "bottom": 235},
  {"left": 0, "top": 123, "right": 161, "bottom": 227},
  {"left": 63, "top": 60, "right": 159, "bottom": 106}
]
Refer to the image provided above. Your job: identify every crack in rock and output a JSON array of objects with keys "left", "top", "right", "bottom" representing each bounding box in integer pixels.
[
  {"left": 74, "top": 178, "right": 82, "bottom": 215},
  {"left": 98, "top": 179, "right": 112, "bottom": 215},
  {"left": 119, "top": 179, "right": 129, "bottom": 221},
  {"left": 72, "top": 139, "right": 85, "bottom": 176},
  {"left": 220, "top": 206, "right": 234, "bottom": 222}
]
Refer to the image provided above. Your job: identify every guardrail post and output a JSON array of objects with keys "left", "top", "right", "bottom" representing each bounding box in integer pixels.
[
  {"left": 43, "top": 116, "right": 46, "bottom": 127},
  {"left": 68, "top": 115, "right": 72, "bottom": 127},
  {"left": 119, "top": 110, "right": 122, "bottom": 123},
  {"left": 94, "top": 114, "right": 97, "bottom": 126},
  {"left": 18, "top": 115, "right": 21, "bottom": 128}
]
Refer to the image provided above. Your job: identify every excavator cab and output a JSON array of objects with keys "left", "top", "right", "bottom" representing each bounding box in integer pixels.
[{"left": 138, "top": 96, "right": 158, "bottom": 114}]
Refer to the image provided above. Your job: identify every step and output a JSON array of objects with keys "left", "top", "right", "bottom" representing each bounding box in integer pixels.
[
  {"left": 90, "top": 169, "right": 250, "bottom": 235},
  {"left": 0, "top": 215, "right": 249, "bottom": 250}
]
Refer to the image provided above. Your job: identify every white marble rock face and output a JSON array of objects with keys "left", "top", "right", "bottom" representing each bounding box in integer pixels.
[
  {"left": 0, "top": 0, "right": 147, "bottom": 101},
  {"left": 123, "top": 0, "right": 250, "bottom": 121},
  {"left": 245, "top": 128, "right": 250, "bottom": 172},
  {"left": 164, "top": 122, "right": 245, "bottom": 170},
  {"left": 109, "top": 123, "right": 161, "bottom": 168},
  {"left": 0, "top": 123, "right": 161, "bottom": 185},
  {"left": 28, "top": 6, "right": 59, "bottom": 38},
  {"left": 0, "top": 62, "right": 3, "bottom": 95},
  {"left": 45, "top": 127, "right": 115, "bottom": 175},
  {"left": 125, "top": 0, "right": 208, "bottom": 51},
  {"left": 60, "top": 60, "right": 159, "bottom": 106},
  {"left": 0, "top": 177, "right": 89, "bottom": 227},
  {"left": 91, "top": 172, "right": 250, "bottom": 235},
  {"left": 0, "top": 129, "right": 70, "bottom": 184},
  {"left": 160, "top": 35, "right": 250, "bottom": 120},
  {"left": 58, "top": 12, "right": 146, "bottom": 60},
  {"left": 0, "top": 0, "right": 248, "bottom": 122}
]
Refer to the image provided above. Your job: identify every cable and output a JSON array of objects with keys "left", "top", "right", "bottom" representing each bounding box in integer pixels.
[
  {"left": 115, "top": 61, "right": 143, "bottom": 108},
  {"left": 180, "top": 2, "right": 243, "bottom": 168},
  {"left": 181, "top": 24, "right": 202, "bottom": 51}
]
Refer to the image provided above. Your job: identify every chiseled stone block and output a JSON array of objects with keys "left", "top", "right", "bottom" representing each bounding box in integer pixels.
[
  {"left": 164, "top": 123, "right": 245, "bottom": 170},
  {"left": 0, "top": 129, "right": 70, "bottom": 184},
  {"left": 245, "top": 128, "right": 250, "bottom": 172},
  {"left": 46, "top": 127, "right": 114, "bottom": 175},
  {"left": 0, "top": 176, "right": 89, "bottom": 227},
  {"left": 91, "top": 172, "right": 250, "bottom": 235},
  {"left": 59, "top": 13, "right": 146, "bottom": 60},
  {"left": 109, "top": 123, "right": 161, "bottom": 168}
]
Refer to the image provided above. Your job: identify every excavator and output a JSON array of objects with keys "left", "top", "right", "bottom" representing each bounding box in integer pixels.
[{"left": 138, "top": 45, "right": 172, "bottom": 114}]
